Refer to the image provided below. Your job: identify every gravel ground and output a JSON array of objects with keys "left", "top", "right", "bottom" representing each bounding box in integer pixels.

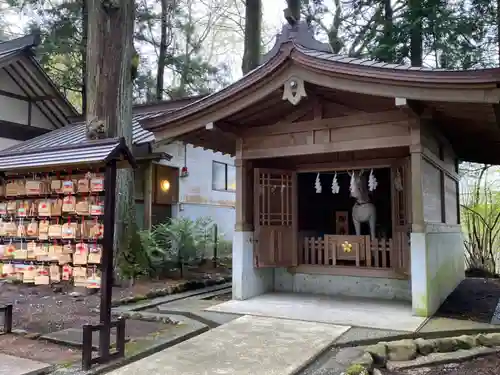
[
  {"left": 435, "top": 278, "right": 500, "bottom": 323},
  {"left": 0, "top": 280, "right": 184, "bottom": 334},
  {"left": 0, "top": 335, "right": 81, "bottom": 364},
  {"left": 383, "top": 353, "right": 500, "bottom": 375}
]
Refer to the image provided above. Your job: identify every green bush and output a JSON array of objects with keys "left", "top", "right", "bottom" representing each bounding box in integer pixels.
[{"left": 140, "top": 216, "right": 218, "bottom": 277}]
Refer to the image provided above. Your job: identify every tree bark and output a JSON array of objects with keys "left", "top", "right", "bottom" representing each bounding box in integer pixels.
[
  {"left": 286, "top": 0, "right": 301, "bottom": 22},
  {"left": 156, "top": 0, "right": 169, "bottom": 101},
  {"left": 242, "top": 0, "right": 262, "bottom": 75},
  {"left": 381, "top": 0, "right": 394, "bottom": 62},
  {"left": 409, "top": 0, "right": 423, "bottom": 67},
  {"left": 81, "top": 0, "right": 88, "bottom": 115},
  {"left": 86, "top": 0, "right": 136, "bottom": 279}
]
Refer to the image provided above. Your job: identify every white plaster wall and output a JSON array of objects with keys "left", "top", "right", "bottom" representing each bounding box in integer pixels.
[
  {"left": 411, "top": 228, "right": 465, "bottom": 316},
  {"left": 274, "top": 268, "right": 411, "bottom": 301},
  {"left": 154, "top": 142, "right": 236, "bottom": 239},
  {"left": 0, "top": 137, "right": 20, "bottom": 151},
  {"left": 233, "top": 231, "right": 274, "bottom": 300},
  {"left": 0, "top": 69, "right": 55, "bottom": 129}
]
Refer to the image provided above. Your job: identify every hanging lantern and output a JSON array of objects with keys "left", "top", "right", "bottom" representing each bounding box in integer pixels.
[
  {"left": 368, "top": 169, "right": 378, "bottom": 192},
  {"left": 331, "top": 172, "right": 340, "bottom": 194},
  {"left": 180, "top": 166, "right": 189, "bottom": 178},
  {"left": 315, "top": 173, "right": 322, "bottom": 194}
]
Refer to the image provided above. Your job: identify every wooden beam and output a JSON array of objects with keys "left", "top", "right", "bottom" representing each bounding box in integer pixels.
[
  {"left": 409, "top": 121, "right": 425, "bottom": 233},
  {"left": 243, "top": 110, "right": 407, "bottom": 137},
  {"left": 296, "top": 158, "right": 398, "bottom": 173},
  {"left": 242, "top": 135, "right": 410, "bottom": 159},
  {"left": 0, "top": 89, "right": 28, "bottom": 101},
  {"left": 235, "top": 139, "right": 253, "bottom": 231},
  {"left": 492, "top": 103, "right": 500, "bottom": 129},
  {"left": 0, "top": 120, "right": 51, "bottom": 141},
  {"left": 143, "top": 161, "right": 153, "bottom": 230}
]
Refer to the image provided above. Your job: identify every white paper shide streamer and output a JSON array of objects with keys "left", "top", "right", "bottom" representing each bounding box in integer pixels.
[
  {"left": 394, "top": 169, "right": 403, "bottom": 192},
  {"left": 368, "top": 169, "right": 378, "bottom": 192},
  {"left": 331, "top": 172, "right": 340, "bottom": 194},
  {"left": 315, "top": 173, "right": 322, "bottom": 193},
  {"left": 349, "top": 172, "right": 359, "bottom": 197}
]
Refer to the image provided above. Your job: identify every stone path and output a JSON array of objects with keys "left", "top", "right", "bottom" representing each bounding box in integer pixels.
[
  {"left": 0, "top": 353, "right": 52, "bottom": 375},
  {"left": 207, "top": 293, "right": 426, "bottom": 332},
  {"left": 107, "top": 315, "right": 350, "bottom": 375}
]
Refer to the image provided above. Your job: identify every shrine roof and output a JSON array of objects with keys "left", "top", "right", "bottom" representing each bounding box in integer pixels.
[{"left": 140, "top": 21, "right": 500, "bottom": 139}]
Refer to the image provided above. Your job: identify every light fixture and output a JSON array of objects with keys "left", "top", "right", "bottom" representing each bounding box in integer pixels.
[{"left": 160, "top": 179, "right": 170, "bottom": 192}]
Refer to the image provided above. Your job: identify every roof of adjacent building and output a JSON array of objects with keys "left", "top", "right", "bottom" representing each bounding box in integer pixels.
[
  {"left": 0, "top": 33, "right": 79, "bottom": 127},
  {"left": 0, "top": 137, "right": 136, "bottom": 172},
  {"left": 2, "top": 97, "right": 203, "bottom": 155}
]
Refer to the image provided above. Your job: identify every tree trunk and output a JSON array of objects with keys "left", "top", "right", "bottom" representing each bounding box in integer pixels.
[
  {"left": 86, "top": 0, "right": 136, "bottom": 280},
  {"left": 81, "top": 0, "right": 88, "bottom": 115},
  {"left": 497, "top": 0, "right": 500, "bottom": 64},
  {"left": 381, "top": 0, "right": 393, "bottom": 62},
  {"left": 241, "top": 0, "right": 262, "bottom": 75},
  {"left": 156, "top": 0, "right": 168, "bottom": 101},
  {"left": 178, "top": 0, "right": 192, "bottom": 97},
  {"left": 409, "top": 0, "right": 423, "bottom": 66},
  {"left": 286, "top": 0, "right": 301, "bottom": 22}
]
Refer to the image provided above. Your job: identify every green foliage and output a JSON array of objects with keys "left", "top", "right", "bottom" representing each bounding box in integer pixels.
[
  {"left": 139, "top": 216, "right": 220, "bottom": 278},
  {"left": 461, "top": 164, "right": 500, "bottom": 273}
]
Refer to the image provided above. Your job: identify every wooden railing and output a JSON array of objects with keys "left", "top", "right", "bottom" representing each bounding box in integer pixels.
[{"left": 301, "top": 234, "right": 409, "bottom": 271}]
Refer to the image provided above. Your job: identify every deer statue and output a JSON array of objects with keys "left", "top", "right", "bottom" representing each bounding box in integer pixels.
[{"left": 349, "top": 170, "right": 376, "bottom": 239}]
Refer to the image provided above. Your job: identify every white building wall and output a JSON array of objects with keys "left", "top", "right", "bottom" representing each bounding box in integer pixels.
[
  {"left": 155, "top": 142, "right": 236, "bottom": 240},
  {"left": 0, "top": 69, "right": 55, "bottom": 129}
]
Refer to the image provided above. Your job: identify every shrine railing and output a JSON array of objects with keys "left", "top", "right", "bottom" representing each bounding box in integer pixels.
[{"left": 300, "top": 234, "right": 409, "bottom": 273}]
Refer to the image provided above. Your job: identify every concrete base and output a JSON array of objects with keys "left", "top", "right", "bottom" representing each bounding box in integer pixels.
[
  {"left": 207, "top": 293, "right": 427, "bottom": 332},
  {"left": 411, "top": 229, "right": 465, "bottom": 317},
  {"left": 275, "top": 268, "right": 411, "bottom": 301},
  {"left": 107, "top": 315, "right": 349, "bottom": 375},
  {"left": 0, "top": 353, "right": 52, "bottom": 375},
  {"left": 232, "top": 231, "right": 273, "bottom": 300}
]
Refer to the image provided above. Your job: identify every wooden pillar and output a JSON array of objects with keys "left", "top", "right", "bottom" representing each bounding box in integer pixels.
[
  {"left": 410, "top": 121, "right": 425, "bottom": 233},
  {"left": 235, "top": 139, "right": 253, "bottom": 232},
  {"left": 143, "top": 162, "right": 153, "bottom": 230}
]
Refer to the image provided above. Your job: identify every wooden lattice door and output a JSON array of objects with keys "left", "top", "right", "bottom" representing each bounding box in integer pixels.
[
  {"left": 391, "top": 158, "right": 411, "bottom": 273},
  {"left": 253, "top": 168, "right": 297, "bottom": 268}
]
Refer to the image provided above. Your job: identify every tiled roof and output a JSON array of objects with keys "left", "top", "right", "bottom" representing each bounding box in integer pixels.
[
  {"left": 295, "top": 45, "right": 441, "bottom": 71},
  {"left": 1, "top": 113, "right": 157, "bottom": 155},
  {"left": 0, "top": 138, "right": 135, "bottom": 172}
]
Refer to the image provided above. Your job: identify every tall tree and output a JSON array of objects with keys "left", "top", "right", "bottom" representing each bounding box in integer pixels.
[
  {"left": 241, "top": 0, "right": 262, "bottom": 74},
  {"left": 287, "top": 0, "right": 301, "bottom": 22},
  {"left": 85, "top": 0, "right": 136, "bottom": 277},
  {"left": 409, "top": 0, "right": 423, "bottom": 66}
]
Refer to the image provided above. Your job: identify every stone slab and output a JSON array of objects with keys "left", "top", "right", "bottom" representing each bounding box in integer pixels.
[
  {"left": 207, "top": 293, "right": 425, "bottom": 332},
  {"left": 335, "top": 327, "right": 407, "bottom": 345},
  {"left": 107, "top": 315, "right": 350, "bottom": 375},
  {"left": 386, "top": 346, "right": 499, "bottom": 370},
  {"left": 41, "top": 327, "right": 125, "bottom": 349},
  {"left": 112, "top": 284, "right": 231, "bottom": 313},
  {"left": 418, "top": 317, "right": 498, "bottom": 333},
  {"left": 0, "top": 353, "right": 53, "bottom": 375},
  {"left": 490, "top": 298, "right": 500, "bottom": 325}
]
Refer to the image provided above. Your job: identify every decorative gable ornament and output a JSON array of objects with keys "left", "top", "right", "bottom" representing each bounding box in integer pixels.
[{"left": 282, "top": 77, "right": 307, "bottom": 105}]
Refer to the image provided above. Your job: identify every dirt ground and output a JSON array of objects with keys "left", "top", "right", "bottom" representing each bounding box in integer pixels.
[
  {"left": 0, "top": 265, "right": 230, "bottom": 335},
  {"left": 434, "top": 277, "right": 500, "bottom": 323},
  {"left": 0, "top": 279, "right": 183, "bottom": 334},
  {"left": 384, "top": 353, "right": 500, "bottom": 375}
]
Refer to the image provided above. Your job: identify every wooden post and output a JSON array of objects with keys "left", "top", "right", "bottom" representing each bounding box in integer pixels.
[
  {"left": 144, "top": 162, "right": 153, "bottom": 230},
  {"left": 410, "top": 121, "right": 425, "bottom": 232},
  {"left": 212, "top": 224, "right": 218, "bottom": 268},
  {"left": 99, "top": 160, "right": 117, "bottom": 360},
  {"left": 235, "top": 139, "right": 253, "bottom": 231}
]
